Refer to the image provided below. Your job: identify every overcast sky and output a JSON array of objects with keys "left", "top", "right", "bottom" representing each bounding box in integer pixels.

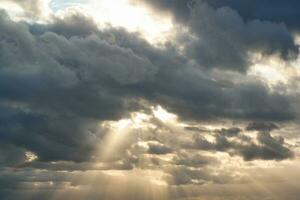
[{"left": 0, "top": 0, "right": 300, "bottom": 200}]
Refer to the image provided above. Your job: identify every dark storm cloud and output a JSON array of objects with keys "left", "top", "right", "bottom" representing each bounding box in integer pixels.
[
  {"left": 0, "top": 106, "right": 99, "bottom": 162},
  {"left": 0, "top": 10, "right": 154, "bottom": 163},
  {"left": 154, "top": 80, "right": 295, "bottom": 121},
  {"left": 206, "top": 0, "right": 300, "bottom": 31},
  {"left": 0, "top": 143, "right": 27, "bottom": 166},
  {"left": 0, "top": 9, "right": 296, "bottom": 166},
  {"left": 136, "top": 0, "right": 300, "bottom": 31},
  {"left": 135, "top": 0, "right": 299, "bottom": 71},
  {"left": 0, "top": 1, "right": 300, "bottom": 199},
  {"left": 185, "top": 2, "right": 298, "bottom": 71}
]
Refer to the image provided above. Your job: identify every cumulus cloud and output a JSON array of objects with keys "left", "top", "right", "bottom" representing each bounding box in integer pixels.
[
  {"left": 0, "top": 1, "right": 300, "bottom": 199},
  {"left": 205, "top": 0, "right": 300, "bottom": 31},
  {"left": 2, "top": 0, "right": 50, "bottom": 19},
  {"left": 0, "top": 4, "right": 296, "bottom": 172},
  {"left": 186, "top": 2, "right": 298, "bottom": 71},
  {"left": 135, "top": 0, "right": 299, "bottom": 71},
  {"left": 137, "top": 0, "right": 300, "bottom": 31}
]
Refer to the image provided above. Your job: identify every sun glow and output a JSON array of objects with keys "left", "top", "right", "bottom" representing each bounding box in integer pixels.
[
  {"left": 152, "top": 106, "right": 177, "bottom": 122},
  {"left": 248, "top": 54, "right": 300, "bottom": 88},
  {"left": 54, "top": 0, "right": 173, "bottom": 43},
  {"left": 90, "top": 0, "right": 173, "bottom": 43},
  {"left": 25, "top": 151, "right": 38, "bottom": 162},
  {"left": 0, "top": 2, "right": 24, "bottom": 16},
  {"left": 114, "top": 119, "right": 132, "bottom": 131}
]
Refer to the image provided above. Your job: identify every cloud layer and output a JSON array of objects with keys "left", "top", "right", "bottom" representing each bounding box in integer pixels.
[{"left": 0, "top": 1, "right": 300, "bottom": 200}]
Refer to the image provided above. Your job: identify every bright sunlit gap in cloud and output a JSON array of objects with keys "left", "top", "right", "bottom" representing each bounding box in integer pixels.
[
  {"left": 152, "top": 105, "right": 177, "bottom": 122},
  {"left": 97, "top": 105, "right": 177, "bottom": 162},
  {"left": 247, "top": 51, "right": 300, "bottom": 89},
  {"left": 90, "top": 0, "right": 173, "bottom": 43},
  {"left": 52, "top": 0, "right": 174, "bottom": 43},
  {"left": 25, "top": 151, "right": 38, "bottom": 162},
  {"left": 103, "top": 105, "right": 177, "bottom": 134}
]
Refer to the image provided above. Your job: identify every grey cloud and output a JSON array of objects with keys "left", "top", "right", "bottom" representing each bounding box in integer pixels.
[
  {"left": 0, "top": 106, "right": 101, "bottom": 162},
  {"left": 185, "top": 2, "right": 298, "bottom": 71},
  {"left": 0, "top": 10, "right": 296, "bottom": 166},
  {"left": 189, "top": 127, "right": 294, "bottom": 161},
  {"left": 173, "top": 152, "right": 217, "bottom": 167},
  {"left": 0, "top": 2, "right": 300, "bottom": 199},
  {"left": 136, "top": 0, "right": 300, "bottom": 31},
  {"left": 48, "top": 13, "right": 98, "bottom": 38},
  {"left": 184, "top": 126, "right": 208, "bottom": 132},
  {"left": 215, "top": 127, "right": 241, "bottom": 137},
  {"left": 164, "top": 167, "right": 210, "bottom": 185},
  {"left": 246, "top": 122, "right": 279, "bottom": 132},
  {"left": 205, "top": 0, "right": 300, "bottom": 32},
  {"left": 135, "top": 0, "right": 299, "bottom": 71},
  {"left": 0, "top": 10, "right": 156, "bottom": 162},
  {"left": 240, "top": 131, "right": 294, "bottom": 161},
  {"left": 147, "top": 142, "right": 173, "bottom": 155},
  {"left": 0, "top": 168, "right": 170, "bottom": 200},
  {"left": 0, "top": 143, "right": 27, "bottom": 167},
  {"left": 165, "top": 166, "right": 232, "bottom": 185}
]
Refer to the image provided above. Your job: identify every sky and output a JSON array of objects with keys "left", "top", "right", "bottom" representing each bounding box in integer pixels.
[{"left": 0, "top": 0, "right": 300, "bottom": 200}]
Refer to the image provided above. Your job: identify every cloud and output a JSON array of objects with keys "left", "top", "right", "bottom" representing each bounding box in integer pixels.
[
  {"left": 188, "top": 126, "right": 294, "bottom": 161},
  {"left": 0, "top": 8, "right": 297, "bottom": 167},
  {"left": 0, "top": 1, "right": 300, "bottom": 199},
  {"left": 215, "top": 127, "right": 241, "bottom": 137},
  {"left": 2, "top": 0, "right": 50, "bottom": 19},
  {"left": 240, "top": 131, "right": 294, "bottom": 161},
  {"left": 147, "top": 142, "right": 173, "bottom": 155},
  {"left": 186, "top": 2, "right": 298, "bottom": 71},
  {"left": 246, "top": 122, "right": 279, "bottom": 132},
  {"left": 136, "top": 0, "right": 300, "bottom": 31},
  {"left": 135, "top": 1, "right": 299, "bottom": 71},
  {"left": 205, "top": 0, "right": 300, "bottom": 32},
  {"left": 164, "top": 165, "right": 232, "bottom": 185},
  {"left": 173, "top": 152, "right": 217, "bottom": 167}
]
